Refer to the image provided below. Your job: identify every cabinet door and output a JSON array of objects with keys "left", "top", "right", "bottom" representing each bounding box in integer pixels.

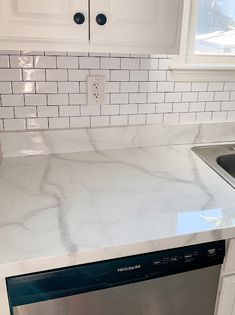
[
  {"left": 90, "top": 0, "right": 184, "bottom": 54},
  {"left": 0, "top": 0, "right": 88, "bottom": 43},
  {"left": 216, "top": 275, "right": 235, "bottom": 315}
]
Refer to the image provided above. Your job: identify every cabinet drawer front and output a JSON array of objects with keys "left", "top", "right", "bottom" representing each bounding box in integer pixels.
[
  {"left": 0, "top": 0, "right": 89, "bottom": 43},
  {"left": 90, "top": 0, "right": 184, "bottom": 54}
]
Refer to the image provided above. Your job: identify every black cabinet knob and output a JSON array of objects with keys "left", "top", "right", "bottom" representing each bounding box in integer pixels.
[
  {"left": 74, "top": 13, "right": 85, "bottom": 25},
  {"left": 96, "top": 14, "right": 107, "bottom": 26}
]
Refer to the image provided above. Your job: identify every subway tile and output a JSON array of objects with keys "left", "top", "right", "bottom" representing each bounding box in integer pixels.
[
  {"left": 110, "top": 93, "right": 128, "bottom": 104},
  {"left": 0, "top": 107, "right": 14, "bottom": 118},
  {"left": 46, "top": 69, "right": 68, "bottom": 81},
  {"left": 212, "top": 111, "right": 227, "bottom": 122},
  {"left": 156, "top": 103, "right": 172, "bottom": 113},
  {"left": 0, "top": 69, "right": 22, "bottom": 81},
  {"left": 58, "top": 82, "right": 79, "bottom": 93},
  {"left": 27, "top": 118, "right": 48, "bottom": 130},
  {"left": 158, "top": 59, "right": 171, "bottom": 70},
  {"left": 21, "top": 51, "right": 44, "bottom": 56},
  {"left": 189, "top": 102, "right": 205, "bottom": 112},
  {"left": 36, "top": 82, "right": 57, "bottom": 93},
  {"left": 221, "top": 101, "right": 235, "bottom": 111},
  {"left": 57, "top": 56, "right": 78, "bottom": 69},
  {"left": 191, "top": 82, "right": 208, "bottom": 91},
  {"left": 111, "top": 70, "right": 129, "bottom": 81},
  {"left": 121, "top": 58, "right": 139, "bottom": 69},
  {"left": 149, "top": 70, "right": 166, "bottom": 81},
  {"left": 129, "top": 93, "right": 147, "bottom": 104},
  {"left": 157, "top": 82, "right": 174, "bottom": 92},
  {"left": 110, "top": 115, "right": 128, "bottom": 126},
  {"left": 91, "top": 116, "right": 109, "bottom": 127},
  {"left": 165, "top": 92, "right": 181, "bottom": 103},
  {"left": 4, "top": 118, "right": 26, "bottom": 131},
  {"left": 175, "top": 82, "right": 191, "bottom": 92},
  {"left": 81, "top": 105, "right": 100, "bottom": 116},
  {"left": 173, "top": 102, "right": 189, "bottom": 112},
  {"left": 129, "top": 114, "right": 146, "bottom": 125},
  {"left": 101, "top": 58, "right": 120, "bottom": 69},
  {"left": 106, "top": 82, "right": 120, "bottom": 93},
  {"left": 12, "top": 82, "right": 35, "bottom": 94},
  {"left": 59, "top": 105, "right": 80, "bottom": 117},
  {"left": 49, "top": 117, "right": 69, "bottom": 129},
  {"left": 196, "top": 112, "right": 212, "bottom": 122},
  {"left": 34, "top": 56, "right": 56, "bottom": 68},
  {"left": 79, "top": 57, "right": 99, "bottom": 69},
  {"left": 38, "top": 106, "right": 58, "bottom": 117},
  {"left": 120, "top": 104, "right": 137, "bottom": 115},
  {"left": 120, "top": 82, "right": 138, "bottom": 93},
  {"left": 1, "top": 94, "right": 24, "bottom": 106},
  {"left": 15, "top": 106, "right": 37, "bottom": 118},
  {"left": 90, "top": 70, "right": 110, "bottom": 81},
  {"left": 198, "top": 92, "right": 214, "bottom": 102},
  {"left": 69, "top": 94, "right": 86, "bottom": 105},
  {"left": 48, "top": 94, "right": 69, "bottom": 106},
  {"left": 148, "top": 92, "right": 165, "bottom": 103},
  {"left": 180, "top": 113, "right": 196, "bottom": 124},
  {"left": 101, "top": 105, "right": 119, "bottom": 115},
  {"left": 227, "top": 111, "right": 235, "bottom": 121},
  {"left": 68, "top": 70, "right": 89, "bottom": 81},
  {"left": 10, "top": 56, "right": 33, "bottom": 68},
  {"left": 130, "top": 70, "right": 148, "bottom": 81},
  {"left": 146, "top": 114, "right": 163, "bottom": 124},
  {"left": 0, "top": 55, "right": 9, "bottom": 68},
  {"left": 225, "top": 82, "right": 235, "bottom": 91},
  {"left": 139, "top": 82, "right": 157, "bottom": 92},
  {"left": 205, "top": 101, "right": 221, "bottom": 112},
  {"left": 23, "top": 69, "right": 45, "bottom": 81},
  {"left": 70, "top": 117, "right": 90, "bottom": 128},
  {"left": 25, "top": 94, "right": 47, "bottom": 106},
  {"left": 163, "top": 113, "right": 180, "bottom": 124},
  {"left": 0, "top": 82, "right": 12, "bottom": 94},
  {"left": 138, "top": 103, "right": 155, "bottom": 114},
  {"left": 140, "top": 58, "right": 158, "bottom": 70},
  {"left": 181, "top": 92, "right": 198, "bottom": 102},
  {"left": 208, "top": 82, "right": 224, "bottom": 91},
  {"left": 214, "top": 91, "right": 230, "bottom": 101}
]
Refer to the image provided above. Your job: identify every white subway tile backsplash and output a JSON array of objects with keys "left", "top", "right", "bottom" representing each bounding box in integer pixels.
[
  {"left": 48, "top": 94, "right": 69, "bottom": 106},
  {"left": 4, "top": 118, "right": 26, "bottom": 131},
  {"left": 101, "top": 57, "right": 120, "bottom": 69},
  {"left": 15, "top": 106, "right": 37, "bottom": 118},
  {"left": 59, "top": 105, "right": 80, "bottom": 117},
  {"left": 10, "top": 56, "right": 33, "bottom": 68},
  {"left": 70, "top": 116, "right": 90, "bottom": 128},
  {"left": 12, "top": 82, "right": 35, "bottom": 94},
  {"left": 79, "top": 57, "right": 99, "bottom": 69},
  {"left": 58, "top": 82, "right": 79, "bottom": 93},
  {"left": 34, "top": 56, "right": 56, "bottom": 68},
  {"left": 0, "top": 56, "right": 9, "bottom": 68},
  {"left": 46, "top": 69, "right": 68, "bottom": 81},
  {"left": 146, "top": 113, "right": 163, "bottom": 124},
  {"left": 91, "top": 116, "right": 109, "bottom": 127},
  {"left": 26, "top": 118, "right": 48, "bottom": 130},
  {"left": 0, "top": 107, "right": 14, "bottom": 118},
  {"left": 0, "top": 51, "right": 234, "bottom": 131},
  {"left": 23, "top": 69, "right": 45, "bottom": 81},
  {"left": 49, "top": 117, "right": 69, "bottom": 129},
  {"left": 0, "top": 69, "right": 21, "bottom": 81},
  {"left": 1, "top": 94, "right": 24, "bottom": 106},
  {"left": 0, "top": 82, "right": 12, "bottom": 94},
  {"left": 25, "top": 94, "right": 47, "bottom": 106},
  {"left": 38, "top": 106, "right": 58, "bottom": 117},
  {"left": 57, "top": 56, "right": 78, "bottom": 69}
]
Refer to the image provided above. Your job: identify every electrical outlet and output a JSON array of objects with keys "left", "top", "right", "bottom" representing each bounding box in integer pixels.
[{"left": 87, "top": 76, "right": 105, "bottom": 105}]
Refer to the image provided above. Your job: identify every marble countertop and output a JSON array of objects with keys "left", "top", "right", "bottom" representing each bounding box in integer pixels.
[{"left": 0, "top": 144, "right": 235, "bottom": 278}]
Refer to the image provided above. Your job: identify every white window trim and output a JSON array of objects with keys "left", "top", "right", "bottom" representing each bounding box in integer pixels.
[{"left": 171, "top": 0, "right": 235, "bottom": 81}]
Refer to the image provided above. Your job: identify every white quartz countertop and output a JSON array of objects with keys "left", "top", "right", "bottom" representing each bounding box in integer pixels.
[{"left": 0, "top": 144, "right": 235, "bottom": 278}]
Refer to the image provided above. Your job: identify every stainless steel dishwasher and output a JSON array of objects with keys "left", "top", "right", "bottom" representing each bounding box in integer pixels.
[{"left": 7, "top": 240, "right": 225, "bottom": 315}]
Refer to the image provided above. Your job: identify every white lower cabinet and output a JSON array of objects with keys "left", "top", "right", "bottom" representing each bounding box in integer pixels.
[
  {"left": 0, "top": 0, "right": 184, "bottom": 53},
  {"left": 216, "top": 275, "right": 235, "bottom": 315}
]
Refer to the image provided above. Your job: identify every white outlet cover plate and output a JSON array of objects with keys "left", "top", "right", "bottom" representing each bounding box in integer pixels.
[{"left": 87, "top": 76, "right": 105, "bottom": 105}]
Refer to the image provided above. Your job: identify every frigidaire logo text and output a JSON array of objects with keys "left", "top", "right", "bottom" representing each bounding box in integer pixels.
[{"left": 117, "top": 264, "right": 141, "bottom": 272}]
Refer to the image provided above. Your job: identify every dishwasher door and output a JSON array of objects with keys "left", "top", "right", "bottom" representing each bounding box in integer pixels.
[{"left": 12, "top": 265, "right": 220, "bottom": 315}]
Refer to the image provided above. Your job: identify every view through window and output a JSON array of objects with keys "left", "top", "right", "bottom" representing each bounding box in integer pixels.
[{"left": 195, "top": 0, "right": 235, "bottom": 55}]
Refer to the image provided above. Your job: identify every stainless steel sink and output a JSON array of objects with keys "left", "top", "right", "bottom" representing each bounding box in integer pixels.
[{"left": 192, "top": 144, "right": 235, "bottom": 189}]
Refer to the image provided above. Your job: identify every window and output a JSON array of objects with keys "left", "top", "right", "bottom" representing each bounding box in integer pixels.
[{"left": 171, "top": 0, "right": 235, "bottom": 81}]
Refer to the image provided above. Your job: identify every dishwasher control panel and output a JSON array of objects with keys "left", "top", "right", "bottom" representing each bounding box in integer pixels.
[{"left": 7, "top": 240, "right": 225, "bottom": 307}]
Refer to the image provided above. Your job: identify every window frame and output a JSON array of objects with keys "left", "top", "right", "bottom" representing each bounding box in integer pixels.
[{"left": 171, "top": 0, "right": 235, "bottom": 81}]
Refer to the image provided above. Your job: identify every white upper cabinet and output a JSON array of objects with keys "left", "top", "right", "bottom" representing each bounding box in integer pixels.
[
  {"left": 90, "top": 0, "right": 184, "bottom": 54},
  {"left": 0, "top": 0, "right": 89, "bottom": 44},
  {"left": 0, "top": 0, "right": 184, "bottom": 53}
]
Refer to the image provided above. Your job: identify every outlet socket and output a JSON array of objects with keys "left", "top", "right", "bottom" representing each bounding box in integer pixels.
[{"left": 87, "top": 76, "right": 105, "bottom": 105}]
